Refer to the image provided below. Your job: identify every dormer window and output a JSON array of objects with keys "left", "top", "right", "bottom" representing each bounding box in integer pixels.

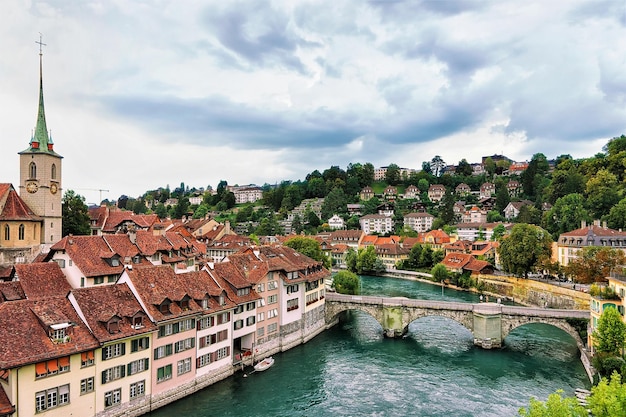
[
  {"left": 49, "top": 323, "right": 71, "bottom": 343},
  {"left": 179, "top": 296, "right": 191, "bottom": 311},
  {"left": 107, "top": 317, "right": 121, "bottom": 334},
  {"left": 159, "top": 300, "right": 171, "bottom": 315},
  {"left": 218, "top": 295, "right": 225, "bottom": 306},
  {"left": 132, "top": 315, "right": 144, "bottom": 329},
  {"left": 200, "top": 297, "right": 209, "bottom": 309},
  {"left": 111, "top": 258, "right": 120, "bottom": 267}
]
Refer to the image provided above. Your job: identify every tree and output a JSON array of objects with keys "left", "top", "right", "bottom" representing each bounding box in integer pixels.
[
  {"left": 385, "top": 163, "right": 401, "bottom": 185},
  {"left": 608, "top": 198, "right": 626, "bottom": 231},
  {"left": 585, "top": 169, "right": 620, "bottom": 219},
  {"left": 430, "top": 155, "right": 446, "bottom": 177},
  {"left": 491, "top": 224, "right": 507, "bottom": 241},
  {"left": 588, "top": 372, "right": 626, "bottom": 417},
  {"left": 593, "top": 307, "right": 626, "bottom": 356},
  {"left": 484, "top": 157, "right": 496, "bottom": 177},
  {"left": 518, "top": 390, "right": 586, "bottom": 417},
  {"left": 566, "top": 246, "right": 625, "bottom": 284},
  {"left": 321, "top": 187, "right": 348, "bottom": 220},
  {"left": 284, "top": 236, "right": 331, "bottom": 269},
  {"left": 345, "top": 248, "right": 358, "bottom": 272},
  {"left": 62, "top": 190, "right": 91, "bottom": 236},
  {"left": 356, "top": 245, "right": 379, "bottom": 275},
  {"left": 542, "top": 194, "right": 590, "bottom": 239},
  {"left": 193, "top": 204, "right": 210, "bottom": 219},
  {"left": 332, "top": 271, "right": 360, "bottom": 295},
  {"left": 431, "top": 263, "right": 448, "bottom": 283},
  {"left": 421, "top": 161, "right": 432, "bottom": 175},
  {"left": 497, "top": 224, "right": 552, "bottom": 278},
  {"left": 455, "top": 159, "right": 473, "bottom": 176}
]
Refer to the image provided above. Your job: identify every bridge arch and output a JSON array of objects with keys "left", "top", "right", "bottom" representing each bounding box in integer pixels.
[
  {"left": 501, "top": 317, "right": 585, "bottom": 350},
  {"left": 403, "top": 309, "right": 474, "bottom": 336}
]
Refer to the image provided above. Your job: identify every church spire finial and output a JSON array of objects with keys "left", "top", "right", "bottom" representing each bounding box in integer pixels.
[{"left": 32, "top": 33, "right": 52, "bottom": 151}]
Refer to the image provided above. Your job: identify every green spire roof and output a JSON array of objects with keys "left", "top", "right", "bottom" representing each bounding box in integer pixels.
[{"left": 19, "top": 47, "right": 62, "bottom": 157}]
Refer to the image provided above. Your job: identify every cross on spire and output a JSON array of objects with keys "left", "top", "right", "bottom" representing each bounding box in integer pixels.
[{"left": 35, "top": 32, "right": 46, "bottom": 55}]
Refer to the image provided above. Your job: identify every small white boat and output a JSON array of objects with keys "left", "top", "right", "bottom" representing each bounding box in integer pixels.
[{"left": 253, "top": 357, "right": 274, "bottom": 372}]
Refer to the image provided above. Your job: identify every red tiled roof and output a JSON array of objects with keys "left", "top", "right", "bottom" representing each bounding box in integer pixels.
[
  {"left": 50, "top": 235, "right": 125, "bottom": 278},
  {"left": 0, "top": 281, "right": 26, "bottom": 302},
  {"left": 0, "top": 298, "right": 99, "bottom": 369},
  {"left": 0, "top": 384, "right": 14, "bottom": 415},
  {"left": 123, "top": 265, "right": 206, "bottom": 322},
  {"left": 0, "top": 183, "right": 40, "bottom": 221},
  {"left": 70, "top": 283, "right": 156, "bottom": 343},
  {"left": 15, "top": 263, "right": 72, "bottom": 300}
]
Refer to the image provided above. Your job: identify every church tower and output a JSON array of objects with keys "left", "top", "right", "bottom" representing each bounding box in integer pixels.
[{"left": 18, "top": 36, "right": 63, "bottom": 246}]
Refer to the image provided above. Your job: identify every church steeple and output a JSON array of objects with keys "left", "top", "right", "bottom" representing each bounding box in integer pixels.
[{"left": 20, "top": 34, "right": 60, "bottom": 156}]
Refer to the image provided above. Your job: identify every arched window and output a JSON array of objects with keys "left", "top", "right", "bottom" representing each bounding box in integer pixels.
[
  {"left": 18, "top": 224, "right": 25, "bottom": 240},
  {"left": 4, "top": 225, "right": 9, "bottom": 241},
  {"left": 29, "top": 162, "right": 37, "bottom": 179},
  {"left": 51, "top": 163, "right": 56, "bottom": 180}
]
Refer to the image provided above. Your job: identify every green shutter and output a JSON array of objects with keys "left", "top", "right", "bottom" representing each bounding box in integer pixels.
[
  {"left": 131, "top": 339, "right": 138, "bottom": 352},
  {"left": 154, "top": 348, "right": 159, "bottom": 360},
  {"left": 127, "top": 363, "right": 132, "bottom": 375},
  {"left": 144, "top": 358, "right": 149, "bottom": 370},
  {"left": 120, "top": 365, "right": 125, "bottom": 378},
  {"left": 121, "top": 343, "right": 126, "bottom": 355},
  {"left": 190, "top": 338, "right": 195, "bottom": 348},
  {"left": 101, "top": 371, "right": 107, "bottom": 384},
  {"left": 157, "top": 367, "right": 164, "bottom": 380}
]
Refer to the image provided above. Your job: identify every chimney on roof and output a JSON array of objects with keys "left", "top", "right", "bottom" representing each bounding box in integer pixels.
[
  {"left": 225, "top": 221, "right": 231, "bottom": 235},
  {"left": 68, "top": 234, "right": 74, "bottom": 245},
  {"left": 581, "top": 220, "right": 586, "bottom": 229},
  {"left": 603, "top": 221, "right": 607, "bottom": 229}
]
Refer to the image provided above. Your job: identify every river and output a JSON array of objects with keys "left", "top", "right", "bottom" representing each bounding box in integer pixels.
[{"left": 148, "top": 275, "right": 589, "bottom": 417}]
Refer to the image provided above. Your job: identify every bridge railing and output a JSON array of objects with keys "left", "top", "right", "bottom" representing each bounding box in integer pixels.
[{"left": 325, "top": 292, "right": 589, "bottom": 319}]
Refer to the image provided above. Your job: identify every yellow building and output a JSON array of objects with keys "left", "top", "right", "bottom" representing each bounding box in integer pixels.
[{"left": 588, "top": 275, "right": 626, "bottom": 353}]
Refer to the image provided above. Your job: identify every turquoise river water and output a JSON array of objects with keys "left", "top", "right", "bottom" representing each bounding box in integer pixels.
[{"left": 148, "top": 275, "right": 589, "bottom": 417}]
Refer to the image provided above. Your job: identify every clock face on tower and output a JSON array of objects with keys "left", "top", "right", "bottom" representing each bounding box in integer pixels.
[
  {"left": 26, "top": 181, "right": 38, "bottom": 193},
  {"left": 50, "top": 183, "right": 58, "bottom": 194}
]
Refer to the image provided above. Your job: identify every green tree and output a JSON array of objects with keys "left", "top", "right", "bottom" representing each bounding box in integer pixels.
[
  {"left": 491, "top": 224, "right": 507, "bottom": 241},
  {"left": 497, "top": 224, "right": 552, "bottom": 278},
  {"left": 431, "top": 263, "right": 449, "bottom": 283},
  {"left": 356, "top": 245, "right": 379, "bottom": 275},
  {"left": 588, "top": 372, "right": 626, "bottom": 417},
  {"left": 154, "top": 203, "right": 168, "bottom": 219},
  {"left": 607, "top": 198, "right": 626, "bottom": 231},
  {"left": 455, "top": 158, "right": 473, "bottom": 177},
  {"left": 284, "top": 236, "right": 330, "bottom": 268},
  {"left": 62, "top": 190, "right": 91, "bottom": 236},
  {"left": 193, "top": 204, "right": 210, "bottom": 219},
  {"left": 593, "top": 306, "right": 626, "bottom": 356},
  {"left": 585, "top": 169, "right": 619, "bottom": 219},
  {"left": 321, "top": 187, "right": 348, "bottom": 220},
  {"left": 484, "top": 157, "right": 496, "bottom": 177},
  {"left": 542, "top": 194, "right": 590, "bottom": 239},
  {"left": 332, "top": 271, "right": 360, "bottom": 295},
  {"left": 518, "top": 390, "right": 586, "bottom": 417},
  {"left": 345, "top": 248, "right": 358, "bottom": 272},
  {"left": 385, "top": 163, "right": 401, "bottom": 185}
]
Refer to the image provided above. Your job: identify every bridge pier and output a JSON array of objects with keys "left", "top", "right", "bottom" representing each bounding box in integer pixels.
[
  {"left": 382, "top": 306, "right": 406, "bottom": 338},
  {"left": 472, "top": 303, "right": 503, "bottom": 349}
]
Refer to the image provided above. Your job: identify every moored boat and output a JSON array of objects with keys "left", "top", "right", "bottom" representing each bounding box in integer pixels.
[{"left": 254, "top": 356, "right": 274, "bottom": 372}]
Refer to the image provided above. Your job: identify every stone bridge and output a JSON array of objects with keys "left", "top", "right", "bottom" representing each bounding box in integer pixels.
[{"left": 325, "top": 293, "right": 589, "bottom": 350}]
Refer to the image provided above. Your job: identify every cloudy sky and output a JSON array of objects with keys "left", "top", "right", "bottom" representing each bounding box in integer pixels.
[{"left": 2, "top": 0, "right": 625, "bottom": 204}]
